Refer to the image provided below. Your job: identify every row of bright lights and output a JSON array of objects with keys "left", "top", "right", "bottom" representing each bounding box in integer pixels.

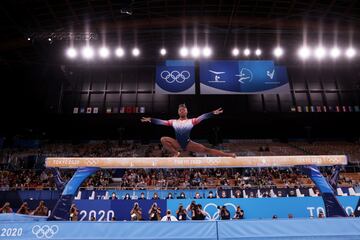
[
  {"left": 66, "top": 46, "right": 213, "bottom": 59},
  {"left": 66, "top": 46, "right": 357, "bottom": 60},
  {"left": 297, "top": 46, "right": 356, "bottom": 60}
]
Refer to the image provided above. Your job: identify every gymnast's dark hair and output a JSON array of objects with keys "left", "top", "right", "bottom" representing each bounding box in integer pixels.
[{"left": 178, "top": 103, "right": 187, "bottom": 108}]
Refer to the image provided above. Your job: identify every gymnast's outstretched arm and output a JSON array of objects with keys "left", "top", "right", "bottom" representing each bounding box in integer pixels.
[
  {"left": 141, "top": 117, "right": 172, "bottom": 126},
  {"left": 192, "top": 107, "right": 223, "bottom": 125}
]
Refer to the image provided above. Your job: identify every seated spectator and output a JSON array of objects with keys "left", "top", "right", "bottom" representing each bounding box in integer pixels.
[
  {"left": 138, "top": 192, "right": 146, "bottom": 200},
  {"left": 161, "top": 210, "right": 178, "bottom": 221},
  {"left": 219, "top": 206, "right": 230, "bottom": 220},
  {"left": 176, "top": 203, "right": 187, "bottom": 221},
  {"left": 220, "top": 190, "right": 228, "bottom": 198},
  {"left": 90, "top": 216, "right": 96, "bottom": 221},
  {"left": 109, "top": 192, "right": 118, "bottom": 200},
  {"left": 177, "top": 192, "right": 186, "bottom": 199},
  {"left": 166, "top": 193, "right": 174, "bottom": 199},
  {"left": 152, "top": 192, "right": 160, "bottom": 200},
  {"left": 124, "top": 193, "right": 131, "bottom": 200},
  {"left": 288, "top": 213, "right": 294, "bottom": 219},
  {"left": 148, "top": 202, "right": 161, "bottom": 221},
  {"left": 318, "top": 210, "right": 325, "bottom": 218},
  {"left": 194, "top": 192, "right": 202, "bottom": 199},
  {"left": 234, "top": 190, "right": 242, "bottom": 198},
  {"left": 207, "top": 191, "right": 216, "bottom": 199},
  {"left": 233, "top": 205, "right": 244, "bottom": 219},
  {"left": 130, "top": 202, "right": 142, "bottom": 221},
  {"left": 277, "top": 191, "right": 283, "bottom": 197},
  {"left": 272, "top": 215, "right": 278, "bottom": 219},
  {"left": 288, "top": 190, "right": 296, "bottom": 197},
  {"left": 261, "top": 191, "right": 270, "bottom": 198},
  {"left": 17, "top": 202, "right": 30, "bottom": 215},
  {"left": 69, "top": 204, "right": 78, "bottom": 221},
  {"left": 0, "top": 202, "right": 13, "bottom": 213},
  {"left": 33, "top": 201, "right": 48, "bottom": 216}
]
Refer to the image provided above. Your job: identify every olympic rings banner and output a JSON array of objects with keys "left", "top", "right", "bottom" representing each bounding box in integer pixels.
[
  {"left": 200, "top": 60, "right": 290, "bottom": 94},
  {"left": 155, "top": 60, "right": 195, "bottom": 94}
]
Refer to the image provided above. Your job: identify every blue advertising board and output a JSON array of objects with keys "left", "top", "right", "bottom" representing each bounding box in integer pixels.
[
  {"left": 200, "top": 60, "right": 290, "bottom": 94},
  {"left": 155, "top": 60, "right": 195, "bottom": 94},
  {"left": 70, "top": 197, "right": 360, "bottom": 221},
  {"left": 166, "top": 196, "right": 359, "bottom": 220},
  {"left": 74, "top": 200, "right": 167, "bottom": 221}
]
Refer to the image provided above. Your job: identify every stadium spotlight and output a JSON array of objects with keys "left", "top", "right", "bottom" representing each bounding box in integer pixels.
[
  {"left": 48, "top": 38, "right": 52, "bottom": 42},
  {"left": 115, "top": 47, "right": 125, "bottom": 57},
  {"left": 191, "top": 46, "right": 201, "bottom": 58},
  {"left": 298, "top": 46, "right": 311, "bottom": 60},
  {"left": 244, "top": 48, "right": 251, "bottom": 56},
  {"left": 132, "top": 47, "right": 140, "bottom": 57},
  {"left": 27, "top": 37, "right": 31, "bottom": 41},
  {"left": 202, "top": 47, "right": 212, "bottom": 58},
  {"left": 66, "top": 47, "right": 77, "bottom": 59},
  {"left": 232, "top": 48, "right": 240, "bottom": 56},
  {"left": 255, "top": 48, "right": 262, "bottom": 56},
  {"left": 314, "top": 46, "right": 326, "bottom": 60},
  {"left": 99, "top": 47, "right": 110, "bottom": 59},
  {"left": 345, "top": 47, "right": 356, "bottom": 58},
  {"left": 160, "top": 48, "right": 167, "bottom": 56},
  {"left": 179, "top": 47, "right": 189, "bottom": 57},
  {"left": 273, "top": 47, "right": 284, "bottom": 58},
  {"left": 330, "top": 47, "right": 341, "bottom": 59},
  {"left": 81, "top": 46, "right": 94, "bottom": 59}
]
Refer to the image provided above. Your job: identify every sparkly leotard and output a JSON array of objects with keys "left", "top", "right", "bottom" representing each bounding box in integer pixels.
[{"left": 151, "top": 112, "right": 214, "bottom": 150}]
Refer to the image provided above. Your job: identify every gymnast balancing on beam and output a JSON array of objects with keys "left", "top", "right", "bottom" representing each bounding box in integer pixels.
[{"left": 141, "top": 104, "right": 236, "bottom": 158}]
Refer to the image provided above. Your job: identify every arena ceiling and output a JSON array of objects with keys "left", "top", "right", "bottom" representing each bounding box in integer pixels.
[{"left": 0, "top": 0, "right": 359, "bottom": 64}]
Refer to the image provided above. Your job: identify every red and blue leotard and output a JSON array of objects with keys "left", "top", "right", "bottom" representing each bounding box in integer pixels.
[{"left": 151, "top": 112, "right": 214, "bottom": 150}]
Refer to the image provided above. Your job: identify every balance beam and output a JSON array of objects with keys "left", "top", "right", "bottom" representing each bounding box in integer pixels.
[{"left": 45, "top": 155, "right": 347, "bottom": 169}]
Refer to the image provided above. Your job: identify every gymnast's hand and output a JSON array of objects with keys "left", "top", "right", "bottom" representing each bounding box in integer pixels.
[
  {"left": 213, "top": 108, "right": 223, "bottom": 115},
  {"left": 141, "top": 117, "right": 151, "bottom": 123}
]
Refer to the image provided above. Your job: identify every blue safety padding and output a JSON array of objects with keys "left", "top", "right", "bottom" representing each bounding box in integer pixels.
[{"left": 0, "top": 217, "right": 360, "bottom": 240}]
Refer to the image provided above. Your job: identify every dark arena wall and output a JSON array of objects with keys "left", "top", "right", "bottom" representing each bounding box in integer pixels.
[{"left": 1, "top": 63, "right": 359, "bottom": 141}]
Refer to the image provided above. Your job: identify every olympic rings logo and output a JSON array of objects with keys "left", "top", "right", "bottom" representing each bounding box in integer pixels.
[
  {"left": 86, "top": 159, "right": 98, "bottom": 166},
  {"left": 32, "top": 225, "right": 59, "bottom": 239},
  {"left": 160, "top": 70, "right": 190, "bottom": 83},
  {"left": 203, "top": 203, "right": 237, "bottom": 220}
]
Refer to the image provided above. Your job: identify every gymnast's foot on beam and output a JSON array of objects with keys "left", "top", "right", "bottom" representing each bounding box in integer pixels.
[{"left": 173, "top": 151, "right": 181, "bottom": 157}]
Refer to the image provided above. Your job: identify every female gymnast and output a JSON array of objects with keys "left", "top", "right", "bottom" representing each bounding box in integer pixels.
[{"left": 141, "top": 104, "right": 236, "bottom": 158}]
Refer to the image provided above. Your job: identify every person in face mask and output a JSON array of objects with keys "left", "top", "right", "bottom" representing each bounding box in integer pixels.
[
  {"left": 166, "top": 192, "right": 174, "bottom": 199},
  {"left": 177, "top": 192, "right": 186, "bottom": 199},
  {"left": 207, "top": 191, "right": 215, "bottom": 199},
  {"left": 161, "top": 210, "right": 178, "bottom": 221},
  {"left": 109, "top": 192, "right": 118, "bottom": 200}
]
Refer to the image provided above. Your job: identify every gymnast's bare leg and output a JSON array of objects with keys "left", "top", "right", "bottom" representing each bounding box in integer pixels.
[
  {"left": 186, "top": 141, "right": 236, "bottom": 158},
  {"left": 160, "top": 136, "right": 181, "bottom": 157}
]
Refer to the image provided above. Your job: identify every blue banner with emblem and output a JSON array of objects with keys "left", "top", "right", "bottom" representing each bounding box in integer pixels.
[
  {"left": 200, "top": 60, "right": 290, "bottom": 94},
  {"left": 155, "top": 60, "right": 195, "bottom": 94}
]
